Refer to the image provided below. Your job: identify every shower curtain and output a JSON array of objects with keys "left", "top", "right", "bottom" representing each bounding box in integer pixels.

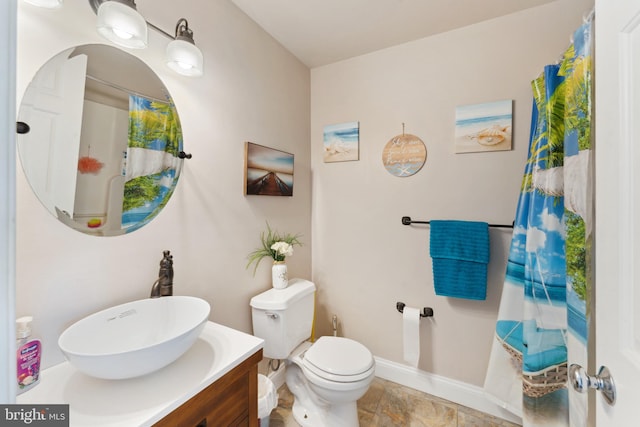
[
  {"left": 122, "top": 95, "right": 183, "bottom": 233},
  {"left": 484, "top": 18, "right": 592, "bottom": 427}
]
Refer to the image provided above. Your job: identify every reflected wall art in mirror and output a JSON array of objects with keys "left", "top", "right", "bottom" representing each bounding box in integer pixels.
[{"left": 17, "top": 44, "right": 184, "bottom": 236}]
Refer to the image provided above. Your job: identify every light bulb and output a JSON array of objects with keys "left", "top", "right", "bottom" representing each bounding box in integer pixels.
[
  {"left": 111, "top": 27, "right": 134, "bottom": 40},
  {"left": 176, "top": 62, "right": 194, "bottom": 70}
]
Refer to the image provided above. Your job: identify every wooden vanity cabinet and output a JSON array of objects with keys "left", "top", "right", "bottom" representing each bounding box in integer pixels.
[{"left": 154, "top": 349, "right": 263, "bottom": 427}]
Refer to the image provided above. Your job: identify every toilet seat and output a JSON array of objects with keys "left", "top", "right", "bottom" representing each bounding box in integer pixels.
[{"left": 302, "top": 336, "right": 374, "bottom": 383}]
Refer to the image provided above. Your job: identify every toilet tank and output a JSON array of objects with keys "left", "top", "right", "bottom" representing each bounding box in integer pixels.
[{"left": 250, "top": 278, "right": 316, "bottom": 359}]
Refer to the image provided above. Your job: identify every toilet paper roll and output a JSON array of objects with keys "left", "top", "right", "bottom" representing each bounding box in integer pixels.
[{"left": 403, "top": 306, "right": 421, "bottom": 367}]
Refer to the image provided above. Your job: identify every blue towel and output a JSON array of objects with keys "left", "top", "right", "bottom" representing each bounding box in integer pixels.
[{"left": 429, "top": 220, "right": 489, "bottom": 300}]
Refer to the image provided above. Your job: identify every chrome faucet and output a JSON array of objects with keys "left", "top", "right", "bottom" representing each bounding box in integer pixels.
[{"left": 150, "top": 250, "right": 174, "bottom": 298}]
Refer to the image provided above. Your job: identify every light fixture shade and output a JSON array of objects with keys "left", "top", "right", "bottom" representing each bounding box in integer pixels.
[
  {"left": 22, "top": 0, "right": 63, "bottom": 8},
  {"left": 96, "top": 0, "right": 148, "bottom": 49},
  {"left": 166, "top": 39, "right": 204, "bottom": 77}
]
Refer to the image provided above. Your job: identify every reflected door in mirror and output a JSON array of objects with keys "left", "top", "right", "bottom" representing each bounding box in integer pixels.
[{"left": 17, "top": 44, "right": 184, "bottom": 236}]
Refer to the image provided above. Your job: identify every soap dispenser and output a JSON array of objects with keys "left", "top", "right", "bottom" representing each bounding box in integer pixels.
[{"left": 16, "top": 316, "right": 42, "bottom": 394}]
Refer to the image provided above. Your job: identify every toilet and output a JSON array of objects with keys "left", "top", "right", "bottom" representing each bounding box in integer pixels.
[{"left": 250, "top": 278, "right": 375, "bottom": 427}]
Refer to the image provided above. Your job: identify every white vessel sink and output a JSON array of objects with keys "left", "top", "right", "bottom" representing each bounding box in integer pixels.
[{"left": 58, "top": 296, "right": 210, "bottom": 380}]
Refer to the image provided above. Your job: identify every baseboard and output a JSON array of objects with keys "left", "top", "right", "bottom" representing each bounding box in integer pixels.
[{"left": 373, "top": 357, "right": 522, "bottom": 425}]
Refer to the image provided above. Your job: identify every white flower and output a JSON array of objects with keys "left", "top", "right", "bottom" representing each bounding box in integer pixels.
[{"left": 271, "top": 241, "right": 294, "bottom": 258}]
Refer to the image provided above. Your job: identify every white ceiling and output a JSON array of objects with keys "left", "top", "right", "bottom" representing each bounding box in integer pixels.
[{"left": 230, "top": 0, "right": 556, "bottom": 68}]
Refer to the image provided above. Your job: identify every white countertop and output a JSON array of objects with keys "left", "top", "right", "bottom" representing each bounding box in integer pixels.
[{"left": 17, "top": 322, "right": 264, "bottom": 427}]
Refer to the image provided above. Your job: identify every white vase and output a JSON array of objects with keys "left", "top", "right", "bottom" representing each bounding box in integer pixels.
[{"left": 272, "top": 261, "right": 288, "bottom": 289}]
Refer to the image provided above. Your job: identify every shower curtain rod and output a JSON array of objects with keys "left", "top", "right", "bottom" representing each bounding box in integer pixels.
[
  {"left": 401, "top": 216, "right": 513, "bottom": 229},
  {"left": 85, "top": 74, "right": 170, "bottom": 105}
]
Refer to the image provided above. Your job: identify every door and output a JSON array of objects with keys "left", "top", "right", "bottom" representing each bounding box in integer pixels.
[
  {"left": 595, "top": 0, "right": 640, "bottom": 424},
  {"left": 0, "top": 0, "right": 17, "bottom": 404},
  {"left": 18, "top": 51, "right": 86, "bottom": 215}
]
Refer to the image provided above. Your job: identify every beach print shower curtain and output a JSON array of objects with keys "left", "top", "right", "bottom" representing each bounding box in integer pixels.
[
  {"left": 484, "top": 19, "right": 592, "bottom": 427},
  {"left": 122, "top": 95, "right": 183, "bottom": 233}
]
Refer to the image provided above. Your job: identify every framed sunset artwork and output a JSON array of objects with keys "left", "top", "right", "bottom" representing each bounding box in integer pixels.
[{"left": 244, "top": 142, "right": 294, "bottom": 196}]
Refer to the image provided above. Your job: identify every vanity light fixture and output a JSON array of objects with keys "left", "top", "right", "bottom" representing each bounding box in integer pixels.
[
  {"left": 166, "top": 18, "right": 204, "bottom": 77},
  {"left": 96, "top": 0, "right": 148, "bottom": 49},
  {"left": 22, "top": 0, "right": 63, "bottom": 8},
  {"left": 89, "top": 0, "right": 204, "bottom": 77}
]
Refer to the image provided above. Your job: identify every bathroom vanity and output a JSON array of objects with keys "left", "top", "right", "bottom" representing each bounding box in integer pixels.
[{"left": 17, "top": 322, "right": 264, "bottom": 426}]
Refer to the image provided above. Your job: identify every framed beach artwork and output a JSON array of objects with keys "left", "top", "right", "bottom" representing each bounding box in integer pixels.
[
  {"left": 454, "top": 100, "right": 513, "bottom": 154},
  {"left": 244, "top": 142, "right": 294, "bottom": 196},
  {"left": 323, "top": 121, "right": 359, "bottom": 162}
]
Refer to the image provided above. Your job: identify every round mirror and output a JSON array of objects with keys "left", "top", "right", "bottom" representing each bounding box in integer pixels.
[{"left": 17, "top": 44, "right": 184, "bottom": 236}]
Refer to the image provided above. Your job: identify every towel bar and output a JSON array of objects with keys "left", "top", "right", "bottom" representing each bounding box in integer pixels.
[
  {"left": 396, "top": 302, "right": 433, "bottom": 318},
  {"left": 401, "top": 216, "right": 513, "bottom": 229}
]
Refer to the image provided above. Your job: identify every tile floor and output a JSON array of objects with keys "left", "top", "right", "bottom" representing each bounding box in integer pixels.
[{"left": 267, "top": 377, "right": 521, "bottom": 427}]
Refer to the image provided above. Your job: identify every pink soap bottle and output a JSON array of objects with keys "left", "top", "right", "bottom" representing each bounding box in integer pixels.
[{"left": 16, "top": 316, "right": 42, "bottom": 394}]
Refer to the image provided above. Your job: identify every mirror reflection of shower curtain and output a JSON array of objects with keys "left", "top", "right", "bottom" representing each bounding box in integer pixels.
[
  {"left": 122, "top": 95, "right": 183, "bottom": 233},
  {"left": 483, "top": 18, "right": 592, "bottom": 427}
]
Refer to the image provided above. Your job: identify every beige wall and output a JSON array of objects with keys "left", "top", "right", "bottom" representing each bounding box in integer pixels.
[
  {"left": 16, "top": 0, "right": 311, "bottom": 369},
  {"left": 310, "top": 0, "right": 593, "bottom": 386}
]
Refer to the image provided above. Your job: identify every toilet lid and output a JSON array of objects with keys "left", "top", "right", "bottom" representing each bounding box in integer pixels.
[{"left": 303, "top": 336, "right": 374, "bottom": 380}]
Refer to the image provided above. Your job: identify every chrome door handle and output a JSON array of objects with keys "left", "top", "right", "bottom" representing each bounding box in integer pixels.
[{"left": 569, "top": 364, "right": 616, "bottom": 406}]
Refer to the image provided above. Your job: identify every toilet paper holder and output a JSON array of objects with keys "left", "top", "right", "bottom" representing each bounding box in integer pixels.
[{"left": 396, "top": 302, "right": 434, "bottom": 318}]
